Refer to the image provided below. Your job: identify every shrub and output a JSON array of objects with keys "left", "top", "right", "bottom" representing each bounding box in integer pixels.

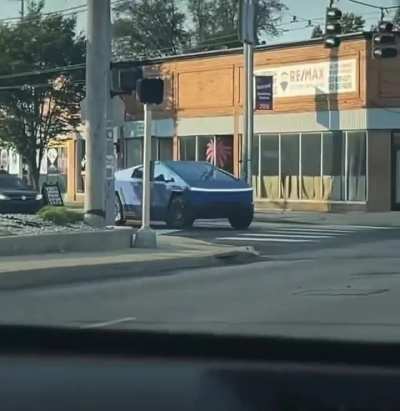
[{"left": 37, "top": 206, "right": 84, "bottom": 226}]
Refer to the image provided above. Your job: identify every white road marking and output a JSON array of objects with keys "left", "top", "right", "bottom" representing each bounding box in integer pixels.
[
  {"left": 216, "top": 237, "right": 315, "bottom": 243},
  {"left": 243, "top": 233, "right": 335, "bottom": 239},
  {"left": 262, "top": 227, "right": 353, "bottom": 234},
  {"left": 81, "top": 317, "right": 136, "bottom": 329},
  {"left": 298, "top": 224, "right": 393, "bottom": 230}
]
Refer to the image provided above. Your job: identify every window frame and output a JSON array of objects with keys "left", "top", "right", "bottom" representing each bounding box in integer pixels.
[{"left": 252, "top": 130, "right": 368, "bottom": 203}]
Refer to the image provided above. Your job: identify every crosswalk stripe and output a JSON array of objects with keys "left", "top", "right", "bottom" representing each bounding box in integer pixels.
[
  {"left": 260, "top": 228, "right": 349, "bottom": 235},
  {"left": 216, "top": 237, "right": 316, "bottom": 243},
  {"left": 242, "top": 233, "right": 335, "bottom": 239},
  {"left": 297, "top": 224, "right": 392, "bottom": 230},
  {"left": 264, "top": 226, "right": 353, "bottom": 232}
]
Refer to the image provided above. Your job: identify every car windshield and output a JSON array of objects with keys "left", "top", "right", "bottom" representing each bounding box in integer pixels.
[
  {"left": 0, "top": 176, "right": 27, "bottom": 189},
  {"left": 0, "top": 0, "right": 399, "bottom": 345},
  {"left": 166, "top": 162, "right": 236, "bottom": 184}
]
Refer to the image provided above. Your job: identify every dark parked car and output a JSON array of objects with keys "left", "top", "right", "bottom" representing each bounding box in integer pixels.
[
  {"left": 0, "top": 175, "right": 43, "bottom": 213},
  {"left": 115, "top": 161, "right": 254, "bottom": 229}
]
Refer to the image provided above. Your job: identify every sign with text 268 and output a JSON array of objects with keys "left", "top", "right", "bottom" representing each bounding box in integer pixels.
[{"left": 255, "top": 76, "right": 273, "bottom": 110}]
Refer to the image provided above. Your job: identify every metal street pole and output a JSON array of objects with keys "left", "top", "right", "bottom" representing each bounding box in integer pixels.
[
  {"left": 240, "top": 0, "right": 255, "bottom": 186},
  {"left": 104, "top": 0, "right": 115, "bottom": 227},
  {"left": 134, "top": 104, "right": 157, "bottom": 248},
  {"left": 84, "top": 0, "right": 110, "bottom": 227},
  {"left": 244, "top": 41, "right": 254, "bottom": 186}
]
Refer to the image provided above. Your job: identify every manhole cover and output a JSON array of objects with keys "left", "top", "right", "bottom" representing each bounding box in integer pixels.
[{"left": 293, "top": 288, "right": 389, "bottom": 297}]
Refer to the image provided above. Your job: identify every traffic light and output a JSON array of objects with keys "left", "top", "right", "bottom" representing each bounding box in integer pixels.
[
  {"left": 136, "top": 79, "right": 164, "bottom": 105},
  {"left": 111, "top": 66, "right": 143, "bottom": 96},
  {"left": 373, "top": 21, "right": 398, "bottom": 58},
  {"left": 325, "top": 7, "right": 342, "bottom": 48}
]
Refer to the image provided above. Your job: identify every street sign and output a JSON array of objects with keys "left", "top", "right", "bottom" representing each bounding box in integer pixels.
[
  {"left": 255, "top": 76, "right": 273, "bottom": 110},
  {"left": 42, "top": 183, "right": 64, "bottom": 207}
]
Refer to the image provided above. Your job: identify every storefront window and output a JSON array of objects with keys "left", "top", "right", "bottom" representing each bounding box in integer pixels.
[
  {"left": 126, "top": 139, "right": 143, "bottom": 167},
  {"left": 323, "top": 131, "right": 345, "bottom": 201},
  {"left": 126, "top": 138, "right": 173, "bottom": 168},
  {"left": 281, "top": 134, "right": 300, "bottom": 200},
  {"left": 347, "top": 131, "right": 366, "bottom": 201},
  {"left": 215, "top": 136, "right": 233, "bottom": 173},
  {"left": 179, "top": 135, "right": 234, "bottom": 173},
  {"left": 252, "top": 130, "right": 366, "bottom": 203},
  {"left": 260, "top": 134, "right": 279, "bottom": 199},
  {"left": 159, "top": 139, "right": 173, "bottom": 161},
  {"left": 180, "top": 136, "right": 196, "bottom": 161},
  {"left": 301, "top": 133, "right": 322, "bottom": 200},
  {"left": 197, "top": 135, "right": 212, "bottom": 162},
  {"left": 252, "top": 135, "right": 259, "bottom": 195}
]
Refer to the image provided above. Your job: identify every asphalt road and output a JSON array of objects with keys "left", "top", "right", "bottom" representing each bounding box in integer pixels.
[{"left": 1, "top": 219, "right": 400, "bottom": 341}]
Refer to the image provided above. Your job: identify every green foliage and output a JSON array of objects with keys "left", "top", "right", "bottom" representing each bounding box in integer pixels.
[
  {"left": 188, "top": 0, "right": 287, "bottom": 49},
  {"left": 340, "top": 12, "right": 365, "bottom": 34},
  {"left": 311, "top": 25, "right": 324, "bottom": 39},
  {"left": 112, "top": 0, "right": 189, "bottom": 59},
  {"left": 37, "top": 206, "right": 83, "bottom": 225},
  {"left": 113, "top": 0, "right": 287, "bottom": 57},
  {"left": 0, "top": 1, "right": 85, "bottom": 190}
]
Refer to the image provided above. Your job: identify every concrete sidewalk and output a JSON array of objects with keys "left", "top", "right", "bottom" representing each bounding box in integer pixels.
[
  {"left": 0, "top": 236, "right": 258, "bottom": 290},
  {"left": 254, "top": 210, "right": 400, "bottom": 227}
]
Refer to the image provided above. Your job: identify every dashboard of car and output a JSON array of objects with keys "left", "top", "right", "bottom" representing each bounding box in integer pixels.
[{"left": 1, "top": 325, "right": 400, "bottom": 411}]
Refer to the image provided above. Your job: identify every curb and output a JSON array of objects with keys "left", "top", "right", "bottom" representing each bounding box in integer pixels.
[
  {"left": 0, "top": 228, "right": 135, "bottom": 257},
  {"left": 0, "top": 247, "right": 259, "bottom": 290}
]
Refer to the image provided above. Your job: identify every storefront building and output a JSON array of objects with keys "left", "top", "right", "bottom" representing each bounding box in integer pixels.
[{"left": 69, "top": 32, "right": 400, "bottom": 211}]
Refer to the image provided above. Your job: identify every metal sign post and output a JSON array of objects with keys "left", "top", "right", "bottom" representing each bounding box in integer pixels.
[
  {"left": 134, "top": 103, "right": 157, "bottom": 248},
  {"left": 240, "top": 0, "right": 256, "bottom": 186}
]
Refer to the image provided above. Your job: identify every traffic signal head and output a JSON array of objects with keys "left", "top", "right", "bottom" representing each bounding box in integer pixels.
[
  {"left": 136, "top": 78, "right": 164, "bottom": 105},
  {"left": 378, "top": 21, "right": 394, "bottom": 32},
  {"left": 324, "top": 7, "right": 342, "bottom": 49},
  {"left": 373, "top": 47, "right": 398, "bottom": 58},
  {"left": 326, "top": 7, "right": 342, "bottom": 21},
  {"left": 373, "top": 21, "right": 398, "bottom": 58},
  {"left": 118, "top": 67, "right": 143, "bottom": 93},
  {"left": 373, "top": 33, "right": 396, "bottom": 45},
  {"left": 325, "top": 36, "right": 341, "bottom": 48}
]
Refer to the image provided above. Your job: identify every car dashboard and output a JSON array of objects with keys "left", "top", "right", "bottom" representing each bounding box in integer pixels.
[{"left": 1, "top": 325, "right": 400, "bottom": 411}]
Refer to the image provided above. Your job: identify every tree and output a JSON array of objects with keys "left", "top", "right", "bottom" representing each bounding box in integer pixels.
[
  {"left": 340, "top": 12, "right": 365, "bottom": 34},
  {"left": 0, "top": 1, "right": 85, "bottom": 189},
  {"left": 188, "top": 0, "right": 287, "bottom": 49},
  {"left": 112, "top": 0, "right": 189, "bottom": 60},
  {"left": 311, "top": 25, "right": 324, "bottom": 38}
]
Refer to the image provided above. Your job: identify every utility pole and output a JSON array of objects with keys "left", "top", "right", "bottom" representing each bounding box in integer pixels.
[
  {"left": 240, "top": 0, "right": 255, "bottom": 185},
  {"left": 84, "top": 0, "right": 111, "bottom": 227}
]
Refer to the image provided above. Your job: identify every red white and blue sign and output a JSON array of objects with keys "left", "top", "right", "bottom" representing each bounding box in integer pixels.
[{"left": 255, "top": 75, "right": 273, "bottom": 110}]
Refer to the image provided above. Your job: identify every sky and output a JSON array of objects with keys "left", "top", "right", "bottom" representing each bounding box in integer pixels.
[{"left": 0, "top": 0, "right": 399, "bottom": 45}]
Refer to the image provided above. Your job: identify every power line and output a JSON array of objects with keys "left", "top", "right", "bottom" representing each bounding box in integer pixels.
[
  {"left": 0, "top": 0, "right": 125, "bottom": 23},
  {"left": 0, "top": 79, "right": 85, "bottom": 91},
  {"left": 344, "top": 0, "right": 400, "bottom": 11},
  {"left": 0, "top": 64, "right": 85, "bottom": 81}
]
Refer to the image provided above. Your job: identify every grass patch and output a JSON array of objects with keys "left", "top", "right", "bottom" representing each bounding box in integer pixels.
[{"left": 37, "top": 206, "right": 84, "bottom": 226}]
